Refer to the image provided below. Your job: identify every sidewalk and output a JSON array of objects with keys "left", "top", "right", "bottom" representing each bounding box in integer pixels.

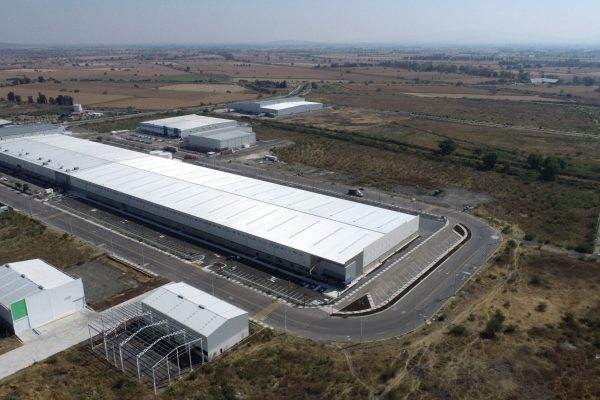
[{"left": 0, "top": 308, "right": 97, "bottom": 381}]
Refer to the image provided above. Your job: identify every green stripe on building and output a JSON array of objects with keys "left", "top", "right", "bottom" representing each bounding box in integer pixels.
[{"left": 10, "top": 299, "right": 28, "bottom": 321}]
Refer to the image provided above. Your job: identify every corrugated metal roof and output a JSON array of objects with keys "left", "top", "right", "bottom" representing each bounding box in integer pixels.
[
  {"left": 141, "top": 114, "right": 236, "bottom": 131},
  {"left": 142, "top": 282, "right": 246, "bottom": 337},
  {"left": 0, "top": 134, "right": 417, "bottom": 264},
  {"left": 261, "top": 100, "right": 321, "bottom": 111},
  {"left": 0, "top": 266, "right": 41, "bottom": 309},
  {"left": 190, "top": 129, "right": 254, "bottom": 141},
  {"left": 8, "top": 259, "right": 73, "bottom": 289}
]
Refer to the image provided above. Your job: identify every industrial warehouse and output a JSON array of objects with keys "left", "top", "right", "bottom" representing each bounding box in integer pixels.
[
  {"left": 0, "top": 129, "right": 419, "bottom": 286},
  {"left": 229, "top": 96, "right": 323, "bottom": 117},
  {"left": 0, "top": 259, "right": 85, "bottom": 336},
  {"left": 139, "top": 114, "right": 256, "bottom": 152}
]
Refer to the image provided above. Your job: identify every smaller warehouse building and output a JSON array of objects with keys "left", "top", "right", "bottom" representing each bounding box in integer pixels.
[
  {"left": 0, "top": 259, "right": 85, "bottom": 336},
  {"left": 140, "top": 114, "right": 256, "bottom": 152},
  {"left": 142, "top": 282, "right": 248, "bottom": 360},
  {"left": 229, "top": 96, "right": 323, "bottom": 117},
  {"left": 139, "top": 115, "right": 237, "bottom": 138},
  {"left": 188, "top": 126, "right": 255, "bottom": 152}
]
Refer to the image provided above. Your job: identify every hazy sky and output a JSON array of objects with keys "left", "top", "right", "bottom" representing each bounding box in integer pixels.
[{"left": 2, "top": 0, "right": 600, "bottom": 45}]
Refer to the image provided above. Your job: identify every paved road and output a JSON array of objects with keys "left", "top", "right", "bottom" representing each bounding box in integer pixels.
[{"left": 0, "top": 183, "right": 500, "bottom": 342}]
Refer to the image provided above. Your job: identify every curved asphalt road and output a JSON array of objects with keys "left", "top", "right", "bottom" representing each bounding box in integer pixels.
[{"left": 0, "top": 183, "right": 500, "bottom": 342}]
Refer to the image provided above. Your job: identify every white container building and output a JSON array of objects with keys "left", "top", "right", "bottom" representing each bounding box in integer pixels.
[
  {"left": 0, "top": 130, "right": 419, "bottom": 286},
  {"left": 0, "top": 259, "right": 85, "bottom": 336},
  {"left": 142, "top": 282, "right": 248, "bottom": 359}
]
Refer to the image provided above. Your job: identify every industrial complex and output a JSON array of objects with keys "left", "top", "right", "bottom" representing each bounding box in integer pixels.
[
  {"left": 139, "top": 114, "right": 256, "bottom": 152},
  {"left": 0, "top": 259, "right": 85, "bottom": 336},
  {"left": 229, "top": 96, "right": 323, "bottom": 117},
  {"left": 0, "top": 128, "right": 419, "bottom": 286}
]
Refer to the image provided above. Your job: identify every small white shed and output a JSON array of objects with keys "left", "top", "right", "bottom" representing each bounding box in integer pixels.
[{"left": 0, "top": 259, "right": 85, "bottom": 335}]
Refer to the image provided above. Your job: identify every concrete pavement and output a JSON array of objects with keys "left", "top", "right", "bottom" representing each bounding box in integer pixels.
[{"left": 0, "top": 308, "right": 97, "bottom": 380}]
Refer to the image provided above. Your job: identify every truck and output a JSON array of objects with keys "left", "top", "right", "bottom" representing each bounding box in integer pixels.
[{"left": 347, "top": 189, "right": 364, "bottom": 198}]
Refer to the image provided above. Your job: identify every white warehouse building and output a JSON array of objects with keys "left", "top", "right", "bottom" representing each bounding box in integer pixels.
[
  {"left": 139, "top": 114, "right": 238, "bottom": 138},
  {"left": 187, "top": 126, "right": 255, "bottom": 152},
  {"left": 142, "top": 282, "right": 248, "bottom": 359},
  {"left": 0, "top": 130, "right": 419, "bottom": 286},
  {"left": 0, "top": 259, "right": 85, "bottom": 336},
  {"left": 229, "top": 96, "right": 323, "bottom": 117}
]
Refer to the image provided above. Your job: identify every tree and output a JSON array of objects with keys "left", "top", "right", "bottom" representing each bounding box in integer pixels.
[
  {"left": 480, "top": 309, "right": 505, "bottom": 339},
  {"left": 527, "top": 153, "right": 543, "bottom": 170},
  {"left": 7, "top": 91, "right": 15, "bottom": 102},
  {"left": 14, "top": 95, "right": 21, "bottom": 103},
  {"left": 22, "top": 183, "right": 29, "bottom": 193},
  {"left": 27, "top": 96, "right": 34, "bottom": 103},
  {"left": 37, "top": 92, "right": 45, "bottom": 104},
  {"left": 541, "top": 156, "right": 565, "bottom": 181},
  {"left": 582, "top": 76, "right": 595, "bottom": 86},
  {"left": 481, "top": 152, "right": 498, "bottom": 170},
  {"left": 438, "top": 139, "right": 457, "bottom": 155}
]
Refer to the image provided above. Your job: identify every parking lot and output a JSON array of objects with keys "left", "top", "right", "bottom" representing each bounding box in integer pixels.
[{"left": 208, "top": 261, "right": 329, "bottom": 306}]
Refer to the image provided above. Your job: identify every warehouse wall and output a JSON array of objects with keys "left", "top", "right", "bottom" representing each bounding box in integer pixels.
[
  {"left": 189, "top": 131, "right": 256, "bottom": 151},
  {"left": 25, "top": 279, "right": 85, "bottom": 329},
  {"left": 206, "top": 313, "right": 249, "bottom": 359},
  {"left": 362, "top": 216, "right": 419, "bottom": 270}
]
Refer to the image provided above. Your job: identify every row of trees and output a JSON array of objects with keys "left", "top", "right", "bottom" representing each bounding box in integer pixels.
[
  {"left": 9, "top": 75, "right": 48, "bottom": 85},
  {"left": 5, "top": 91, "right": 74, "bottom": 106},
  {"left": 438, "top": 139, "right": 565, "bottom": 181}
]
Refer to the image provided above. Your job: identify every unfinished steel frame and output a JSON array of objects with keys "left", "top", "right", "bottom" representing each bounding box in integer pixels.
[{"left": 88, "top": 302, "right": 205, "bottom": 393}]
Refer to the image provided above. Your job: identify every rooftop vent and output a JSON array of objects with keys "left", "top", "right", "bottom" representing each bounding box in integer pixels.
[
  {"left": 198, "top": 305, "right": 205, "bottom": 309},
  {"left": 177, "top": 294, "right": 184, "bottom": 299}
]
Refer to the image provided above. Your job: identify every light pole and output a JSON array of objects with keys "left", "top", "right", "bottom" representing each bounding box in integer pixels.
[
  {"left": 110, "top": 234, "right": 115, "bottom": 256},
  {"left": 360, "top": 316, "right": 364, "bottom": 342},
  {"left": 284, "top": 308, "right": 287, "bottom": 334},
  {"left": 140, "top": 242, "right": 145, "bottom": 266},
  {"left": 211, "top": 275, "right": 215, "bottom": 296}
]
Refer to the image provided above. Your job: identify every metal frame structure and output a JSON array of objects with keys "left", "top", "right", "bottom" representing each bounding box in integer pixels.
[{"left": 88, "top": 302, "right": 205, "bottom": 393}]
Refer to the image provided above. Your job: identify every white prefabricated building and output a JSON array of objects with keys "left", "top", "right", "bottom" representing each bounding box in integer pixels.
[
  {"left": 0, "top": 259, "right": 85, "bottom": 335},
  {"left": 142, "top": 282, "right": 248, "bottom": 359}
]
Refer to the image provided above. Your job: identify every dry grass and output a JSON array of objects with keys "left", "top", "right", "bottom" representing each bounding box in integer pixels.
[
  {"left": 263, "top": 127, "right": 599, "bottom": 249},
  {"left": 0, "top": 211, "right": 100, "bottom": 268}
]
